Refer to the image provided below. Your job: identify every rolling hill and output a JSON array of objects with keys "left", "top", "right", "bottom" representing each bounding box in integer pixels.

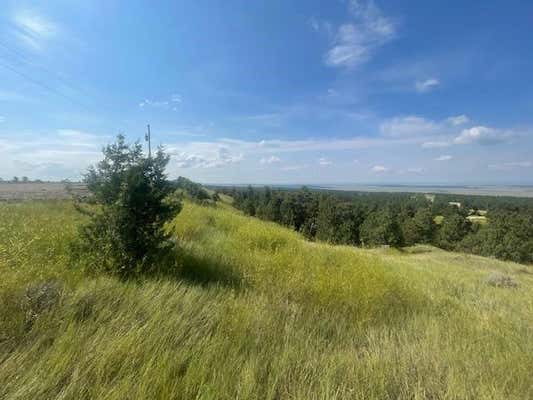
[{"left": 1, "top": 200, "right": 532, "bottom": 399}]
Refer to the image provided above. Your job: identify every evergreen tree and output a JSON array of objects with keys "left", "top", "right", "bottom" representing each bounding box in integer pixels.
[
  {"left": 436, "top": 213, "right": 471, "bottom": 250},
  {"left": 360, "top": 209, "right": 403, "bottom": 247},
  {"left": 402, "top": 208, "right": 436, "bottom": 245},
  {"left": 73, "top": 135, "right": 181, "bottom": 277}
]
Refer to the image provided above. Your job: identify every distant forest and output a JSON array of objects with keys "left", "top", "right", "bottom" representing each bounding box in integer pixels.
[{"left": 213, "top": 185, "right": 533, "bottom": 264}]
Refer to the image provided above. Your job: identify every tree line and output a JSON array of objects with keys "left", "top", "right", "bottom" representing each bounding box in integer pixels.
[{"left": 218, "top": 186, "right": 533, "bottom": 264}]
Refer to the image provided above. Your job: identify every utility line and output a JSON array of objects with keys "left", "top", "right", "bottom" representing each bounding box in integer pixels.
[
  {"left": 0, "top": 40, "right": 92, "bottom": 99},
  {"left": 0, "top": 58, "right": 92, "bottom": 111}
]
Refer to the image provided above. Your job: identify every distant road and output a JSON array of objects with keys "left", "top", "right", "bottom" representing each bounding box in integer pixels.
[
  {"left": 0, "top": 182, "right": 88, "bottom": 201},
  {"left": 313, "top": 184, "right": 533, "bottom": 198}
]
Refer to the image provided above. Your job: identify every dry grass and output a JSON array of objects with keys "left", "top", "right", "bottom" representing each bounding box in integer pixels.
[{"left": 0, "top": 182, "right": 88, "bottom": 201}]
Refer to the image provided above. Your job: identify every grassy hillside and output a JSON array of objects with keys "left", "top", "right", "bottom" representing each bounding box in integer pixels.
[{"left": 1, "top": 201, "right": 532, "bottom": 399}]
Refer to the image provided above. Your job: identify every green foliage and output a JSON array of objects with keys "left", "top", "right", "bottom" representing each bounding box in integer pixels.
[
  {"left": 173, "top": 176, "right": 211, "bottom": 202},
  {"left": 436, "top": 213, "right": 471, "bottom": 250},
  {"left": 402, "top": 208, "right": 436, "bottom": 246},
  {"left": 315, "top": 196, "right": 361, "bottom": 244},
  {"left": 360, "top": 209, "right": 404, "bottom": 247},
  {"left": 72, "top": 135, "right": 181, "bottom": 277},
  {"left": 227, "top": 185, "right": 533, "bottom": 264},
  {"left": 460, "top": 211, "right": 533, "bottom": 263}
]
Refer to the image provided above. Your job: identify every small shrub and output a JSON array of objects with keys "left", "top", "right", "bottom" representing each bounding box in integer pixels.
[
  {"left": 485, "top": 273, "right": 518, "bottom": 288},
  {"left": 23, "top": 280, "right": 63, "bottom": 331}
]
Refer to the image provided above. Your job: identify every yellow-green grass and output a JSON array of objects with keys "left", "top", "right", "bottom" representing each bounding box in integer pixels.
[{"left": 1, "top": 201, "right": 532, "bottom": 399}]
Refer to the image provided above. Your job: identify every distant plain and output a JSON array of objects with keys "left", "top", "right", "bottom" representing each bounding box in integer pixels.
[{"left": 313, "top": 184, "right": 533, "bottom": 198}]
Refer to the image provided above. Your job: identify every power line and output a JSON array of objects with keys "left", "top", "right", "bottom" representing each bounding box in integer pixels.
[
  {"left": 0, "top": 58, "right": 91, "bottom": 111},
  {"left": 0, "top": 40, "right": 92, "bottom": 100}
]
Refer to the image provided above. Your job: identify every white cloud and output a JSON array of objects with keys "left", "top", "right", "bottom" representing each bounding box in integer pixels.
[
  {"left": 56, "top": 129, "right": 106, "bottom": 142},
  {"left": 488, "top": 161, "right": 532, "bottom": 170},
  {"left": 139, "top": 99, "right": 168, "bottom": 108},
  {"left": 260, "top": 155, "right": 281, "bottom": 165},
  {"left": 371, "top": 165, "right": 388, "bottom": 172},
  {"left": 241, "top": 136, "right": 395, "bottom": 153},
  {"left": 380, "top": 116, "right": 439, "bottom": 137},
  {"left": 446, "top": 114, "right": 469, "bottom": 126},
  {"left": 415, "top": 78, "right": 440, "bottom": 93},
  {"left": 13, "top": 10, "right": 58, "bottom": 51},
  {"left": 435, "top": 155, "right": 453, "bottom": 161},
  {"left": 281, "top": 164, "right": 308, "bottom": 171},
  {"left": 376, "top": 115, "right": 517, "bottom": 149},
  {"left": 171, "top": 147, "right": 243, "bottom": 169},
  {"left": 405, "top": 167, "right": 424, "bottom": 173},
  {"left": 325, "top": 0, "right": 396, "bottom": 68},
  {"left": 0, "top": 129, "right": 107, "bottom": 180},
  {"left": 453, "top": 126, "right": 509, "bottom": 145},
  {"left": 421, "top": 141, "right": 451, "bottom": 148},
  {"left": 139, "top": 94, "right": 182, "bottom": 111},
  {"left": 308, "top": 17, "right": 333, "bottom": 36},
  {"left": 318, "top": 157, "right": 333, "bottom": 166}
]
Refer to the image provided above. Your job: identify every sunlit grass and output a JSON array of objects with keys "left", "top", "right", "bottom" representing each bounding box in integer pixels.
[{"left": 1, "top": 201, "right": 532, "bottom": 399}]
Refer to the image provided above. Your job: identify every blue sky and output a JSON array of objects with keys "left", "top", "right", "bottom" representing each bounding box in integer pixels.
[{"left": 1, "top": 0, "right": 533, "bottom": 184}]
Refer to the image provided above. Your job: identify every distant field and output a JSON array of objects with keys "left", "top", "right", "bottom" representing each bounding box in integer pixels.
[
  {"left": 0, "top": 182, "right": 88, "bottom": 201},
  {"left": 314, "top": 184, "right": 533, "bottom": 198}
]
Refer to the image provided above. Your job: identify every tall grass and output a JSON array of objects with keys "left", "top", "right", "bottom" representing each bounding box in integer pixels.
[{"left": 0, "top": 201, "right": 532, "bottom": 399}]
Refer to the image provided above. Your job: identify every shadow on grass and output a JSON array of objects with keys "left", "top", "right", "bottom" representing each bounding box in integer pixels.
[
  {"left": 400, "top": 246, "right": 436, "bottom": 255},
  {"left": 174, "top": 248, "right": 243, "bottom": 288}
]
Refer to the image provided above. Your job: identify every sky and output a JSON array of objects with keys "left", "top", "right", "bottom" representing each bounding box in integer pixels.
[{"left": 1, "top": 0, "right": 533, "bottom": 184}]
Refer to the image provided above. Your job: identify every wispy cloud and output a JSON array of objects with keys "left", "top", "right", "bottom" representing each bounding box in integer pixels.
[
  {"left": 281, "top": 164, "right": 308, "bottom": 171},
  {"left": 371, "top": 165, "right": 388, "bottom": 172},
  {"left": 171, "top": 94, "right": 182, "bottom": 103},
  {"left": 404, "top": 167, "right": 424, "bottom": 174},
  {"left": 435, "top": 155, "right": 453, "bottom": 161},
  {"left": 446, "top": 115, "right": 469, "bottom": 126},
  {"left": 170, "top": 147, "right": 243, "bottom": 169},
  {"left": 421, "top": 141, "right": 451, "bottom": 148},
  {"left": 0, "top": 116, "right": 5, "bottom": 123},
  {"left": 324, "top": 0, "right": 396, "bottom": 68},
  {"left": 318, "top": 157, "right": 333, "bottom": 166},
  {"left": 488, "top": 161, "right": 533, "bottom": 170},
  {"left": 56, "top": 129, "right": 108, "bottom": 143},
  {"left": 380, "top": 115, "right": 439, "bottom": 137},
  {"left": 0, "top": 129, "right": 106, "bottom": 180},
  {"left": 415, "top": 78, "right": 440, "bottom": 93},
  {"left": 139, "top": 94, "right": 182, "bottom": 111},
  {"left": 260, "top": 155, "right": 281, "bottom": 165},
  {"left": 12, "top": 10, "right": 58, "bottom": 51},
  {"left": 237, "top": 113, "right": 284, "bottom": 128},
  {"left": 308, "top": 17, "right": 333, "bottom": 36}
]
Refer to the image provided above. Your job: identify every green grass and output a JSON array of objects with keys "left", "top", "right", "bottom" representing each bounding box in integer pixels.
[{"left": 1, "top": 201, "right": 532, "bottom": 399}]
